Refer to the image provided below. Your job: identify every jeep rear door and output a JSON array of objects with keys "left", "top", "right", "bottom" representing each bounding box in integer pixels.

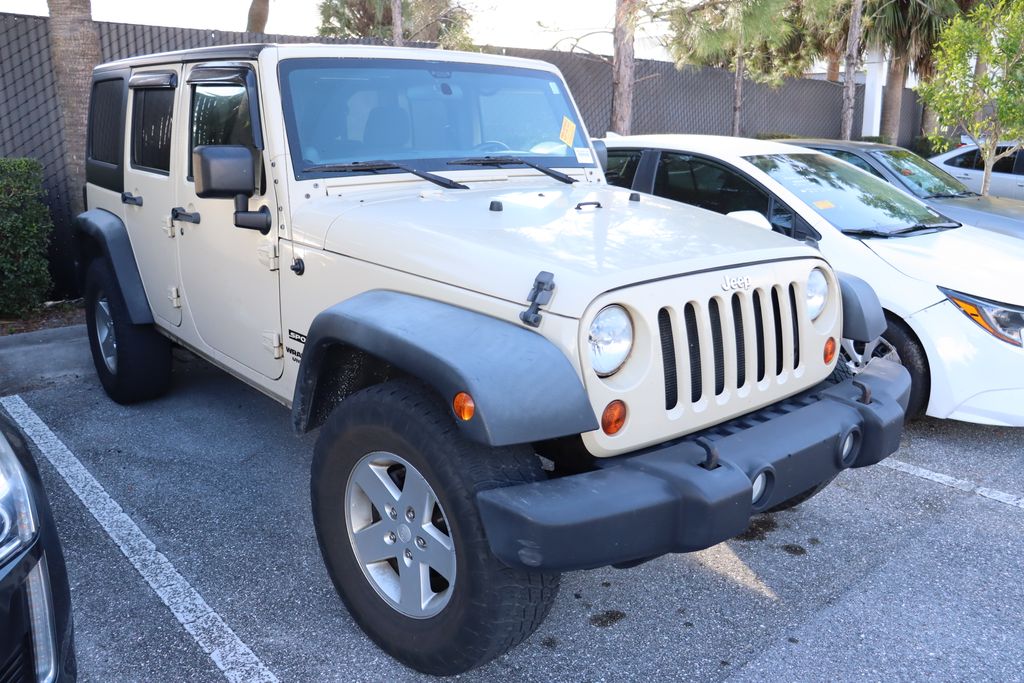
[
  {"left": 124, "top": 67, "right": 182, "bottom": 327},
  {"left": 174, "top": 62, "right": 284, "bottom": 380}
]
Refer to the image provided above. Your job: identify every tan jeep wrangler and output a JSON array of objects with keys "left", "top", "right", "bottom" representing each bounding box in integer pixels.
[{"left": 75, "top": 43, "right": 910, "bottom": 674}]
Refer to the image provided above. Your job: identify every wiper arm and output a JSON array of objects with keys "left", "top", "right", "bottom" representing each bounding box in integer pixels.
[
  {"left": 302, "top": 161, "right": 468, "bottom": 190},
  {"left": 841, "top": 228, "right": 896, "bottom": 239},
  {"left": 927, "top": 191, "right": 977, "bottom": 199},
  {"left": 447, "top": 156, "right": 577, "bottom": 185},
  {"left": 890, "top": 221, "right": 961, "bottom": 235}
]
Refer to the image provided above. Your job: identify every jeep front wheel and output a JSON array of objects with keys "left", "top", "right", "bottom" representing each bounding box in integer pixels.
[
  {"left": 84, "top": 258, "right": 172, "bottom": 404},
  {"left": 311, "top": 380, "right": 559, "bottom": 675}
]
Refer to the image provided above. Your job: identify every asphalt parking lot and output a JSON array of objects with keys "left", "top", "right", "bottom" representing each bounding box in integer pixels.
[{"left": 2, "top": 325, "right": 1022, "bottom": 682}]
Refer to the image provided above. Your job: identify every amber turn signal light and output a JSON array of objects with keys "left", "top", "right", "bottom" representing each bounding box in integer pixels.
[
  {"left": 601, "top": 400, "right": 627, "bottom": 435},
  {"left": 453, "top": 392, "right": 475, "bottom": 421},
  {"left": 823, "top": 337, "right": 837, "bottom": 364}
]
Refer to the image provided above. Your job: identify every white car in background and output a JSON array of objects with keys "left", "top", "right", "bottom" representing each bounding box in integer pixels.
[
  {"left": 930, "top": 143, "right": 1024, "bottom": 199},
  {"left": 603, "top": 134, "right": 1024, "bottom": 425}
]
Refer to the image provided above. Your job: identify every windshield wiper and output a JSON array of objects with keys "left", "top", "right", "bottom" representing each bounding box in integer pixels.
[
  {"left": 302, "top": 161, "right": 468, "bottom": 190},
  {"left": 890, "top": 221, "right": 961, "bottom": 235},
  {"left": 842, "top": 228, "right": 897, "bottom": 239},
  {"left": 447, "top": 156, "right": 577, "bottom": 184},
  {"left": 927, "top": 191, "right": 978, "bottom": 199}
]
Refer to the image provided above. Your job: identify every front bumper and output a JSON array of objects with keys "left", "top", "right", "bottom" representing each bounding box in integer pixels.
[{"left": 478, "top": 359, "right": 910, "bottom": 571}]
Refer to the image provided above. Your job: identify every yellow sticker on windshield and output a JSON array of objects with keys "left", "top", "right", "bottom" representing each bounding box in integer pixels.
[
  {"left": 813, "top": 200, "right": 835, "bottom": 209},
  {"left": 559, "top": 116, "right": 577, "bottom": 147}
]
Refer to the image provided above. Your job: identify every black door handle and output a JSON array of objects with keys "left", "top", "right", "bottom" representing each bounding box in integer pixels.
[
  {"left": 121, "top": 192, "right": 143, "bottom": 206},
  {"left": 171, "top": 207, "right": 201, "bottom": 224}
]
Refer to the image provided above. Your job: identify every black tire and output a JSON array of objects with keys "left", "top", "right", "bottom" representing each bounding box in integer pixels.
[
  {"left": 84, "top": 258, "right": 171, "bottom": 404},
  {"left": 311, "top": 380, "right": 560, "bottom": 675},
  {"left": 764, "top": 475, "right": 836, "bottom": 513},
  {"left": 881, "top": 316, "right": 929, "bottom": 420}
]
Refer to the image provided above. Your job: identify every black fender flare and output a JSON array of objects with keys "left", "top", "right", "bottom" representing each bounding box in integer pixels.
[
  {"left": 291, "top": 291, "right": 599, "bottom": 446},
  {"left": 837, "top": 272, "right": 885, "bottom": 343},
  {"left": 74, "top": 209, "right": 153, "bottom": 325}
]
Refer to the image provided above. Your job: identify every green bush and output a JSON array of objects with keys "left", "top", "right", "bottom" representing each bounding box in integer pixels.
[
  {"left": 858, "top": 135, "right": 885, "bottom": 143},
  {"left": 753, "top": 132, "right": 798, "bottom": 140},
  {"left": 909, "top": 135, "right": 956, "bottom": 157},
  {"left": 0, "top": 158, "right": 52, "bottom": 317}
]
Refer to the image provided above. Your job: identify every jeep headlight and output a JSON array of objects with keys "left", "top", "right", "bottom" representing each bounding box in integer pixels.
[
  {"left": 0, "top": 432, "right": 38, "bottom": 566},
  {"left": 942, "top": 287, "right": 1024, "bottom": 347},
  {"left": 588, "top": 305, "right": 634, "bottom": 377},
  {"left": 806, "top": 268, "right": 829, "bottom": 321}
]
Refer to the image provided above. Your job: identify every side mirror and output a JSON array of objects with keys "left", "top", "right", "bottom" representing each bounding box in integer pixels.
[
  {"left": 591, "top": 139, "right": 608, "bottom": 170},
  {"left": 193, "top": 145, "right": 255, "bottom": 198},
  {"left": 726, "top": 210, "right": 773, "bottom": 231},
  {"left": 192, "top": 145, "right": 271, "bottom": 234}
]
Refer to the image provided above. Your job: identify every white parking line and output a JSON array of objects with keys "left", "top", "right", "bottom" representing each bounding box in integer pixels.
[
  {"left": 881, "top": 457, "right": 1024, "bottom": 510},
  {"left": 0, "top": 395, "right": 279, "bottom": 683}
]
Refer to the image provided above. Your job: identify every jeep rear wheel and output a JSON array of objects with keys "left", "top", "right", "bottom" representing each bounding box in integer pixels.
[
  {"left": 311, "top": 380, "right": 559, "bottom": 675},
  {"left": 84, "top": 259, "right": 171, "bottom": 404}
]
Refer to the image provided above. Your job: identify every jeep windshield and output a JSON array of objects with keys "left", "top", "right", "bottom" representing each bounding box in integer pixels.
[
  {"left": 279, "top": 58, "right": 593, "bottom": 180},
  {"left": 747, "top": 152, "right": 959, "bottom": 236}
]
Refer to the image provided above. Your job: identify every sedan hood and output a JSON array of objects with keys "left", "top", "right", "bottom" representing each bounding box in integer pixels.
[
  {"left": 294, "top": 182, "right": 817, "bottom": 318},
  {"left": 928, "top": 195, "right": 1024, "bottom": 239},
  {"left": 865, "top": 225, "right": 1024, "bottom": 305}
]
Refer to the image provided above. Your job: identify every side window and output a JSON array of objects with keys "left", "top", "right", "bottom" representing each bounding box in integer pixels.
[
  {"left": 190, "top": 83, "right": 253, "bottom": 174},
  {"left": 605, "top": 150, "right": 642, "bottom": 189},
  {"left": 826, "top": 149, "right": 883, "bottom": 178},
  {"left": 992, "top": 147, "right": 1016, "bottom": 174},
  {"left": 131, "top": 88, "right": 175, "bottom": 173},
  {"left": 88, "top": 79, "right": 124, "bottom": 166},
  {"left": 945, "top": 149, "right": 980, "bottom": 170},
  {"left": 655, "top": 153, "right": 769, "bottom": 216}
]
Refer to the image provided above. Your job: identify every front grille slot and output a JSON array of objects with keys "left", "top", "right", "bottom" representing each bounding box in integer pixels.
[
  {"left": 753, "top": 290, "right": 766, "bottom": 381},
  {"left": 684, "top": 303, "right": 702, "bottom": 403},
  {"left": 658, "top": 308, "right": 678, "bottom": 410},
  {"left": 771, "top": 287, "right": 784, "bottom": 375},
  {"left": 789, "top": 284, "right": 801, "bottom": 368},
  {"left": 732, "top": 293, "right": 746, "bottom": 388},
  {"left": 709, "top": 299, "right": 725, "bottom": 396}
]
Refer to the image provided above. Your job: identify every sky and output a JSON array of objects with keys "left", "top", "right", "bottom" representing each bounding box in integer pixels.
[{"left": 1, "top": 0, "right": 672, "bottom": 60}]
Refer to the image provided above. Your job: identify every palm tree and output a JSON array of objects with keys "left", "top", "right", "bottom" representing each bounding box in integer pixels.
[
  {"left": 610, "top": 0, "right": 640, "bottom": 135},
  {"left": 246, "top": 0, "right": 269, "bottom": 32},
  {"left": 864, "top": 0, "right": 959, "bottom": 144},
  {"left": 46, "top": 0, "right": 102, "bottom": 218}
]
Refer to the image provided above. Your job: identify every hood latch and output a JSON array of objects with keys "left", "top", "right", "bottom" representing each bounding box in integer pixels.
[{"left": 520, "top": 271, "right": 555, "bottom": 328}]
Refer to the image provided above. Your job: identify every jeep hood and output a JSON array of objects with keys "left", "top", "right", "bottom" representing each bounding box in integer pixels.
[
  {"left": 295, "top": 183, "right": 819, "bottom": 318},
  {"left": 864, "top": 225, "right": 1024, "bottom": 305}
]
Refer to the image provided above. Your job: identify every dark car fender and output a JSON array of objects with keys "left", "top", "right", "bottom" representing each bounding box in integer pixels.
[
  {"left": 837, "top": 272, "right": 886, "bottom": 343},
  {"left": 73, "top": 209, "right": 153, "bottom": 325},
  {"left": 291, "top": 291, "right": 599, "bottom": 447}
]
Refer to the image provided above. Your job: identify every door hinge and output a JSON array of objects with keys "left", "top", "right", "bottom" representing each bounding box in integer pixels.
[
  {"left": 163, "top": 216, "right": 175, "bottom": 238},
  {"left": 168, "top": 286, "right": 182, "bottom": 308},
  {"left": 262, "top": 331, "right": 284, "bottom": 359},
  {"left": 257, "top": 241, "right": 279, "bottom": 271}
]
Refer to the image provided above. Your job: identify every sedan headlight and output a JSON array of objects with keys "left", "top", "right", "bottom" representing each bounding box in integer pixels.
[
  {"left": 0, "top": 432, "right": 38, "bottom": 565},
  {"left": 588, "top": 305, "right": 634, "bottom": 376},
  {"left": 942, "top": 287, "right": 1024, "bottom": 347},
  {"left": 806, "top": 267, "right": 829, "bottom": 321}
]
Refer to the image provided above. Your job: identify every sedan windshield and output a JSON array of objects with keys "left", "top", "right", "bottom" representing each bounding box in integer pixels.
[
  {"left": 870, "top": 149, "right": 973, "bottom": 199},
  {"left": 747, "top": 152, "right": 950, "bottom": 234},
  {"left": 279, "top": 58, "right": 593, "bottom": 179}
]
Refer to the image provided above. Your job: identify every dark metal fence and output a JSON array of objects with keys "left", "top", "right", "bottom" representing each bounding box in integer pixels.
[{"left": 0, "top": 11, "right": 918, "bottom": 293}]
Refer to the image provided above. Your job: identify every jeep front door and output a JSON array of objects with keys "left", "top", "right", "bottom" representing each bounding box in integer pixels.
[
  {"left": 175, "top": 63, "right": 283, "bottom": 379},
  {"left": 123, "top": 67, "right": 182, "bottom": 327}
]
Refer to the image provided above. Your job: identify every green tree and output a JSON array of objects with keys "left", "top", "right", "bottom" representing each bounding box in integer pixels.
[
  {"left": 317, "top": 0, "right": 472, "bottom": 49},
  {"left": 664, "top": 0, "right": 808, "bottom": 136},
  {"left": 918, "top": 0, "right": 1024, "bottom": 195},
  {"left": 863, "top": 0, "right": 960, "bottom": 144}
]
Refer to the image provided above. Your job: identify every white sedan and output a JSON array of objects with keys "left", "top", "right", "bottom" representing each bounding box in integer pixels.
[{"left": 602, "top": 134, "right": 1024, "bottom": 425}]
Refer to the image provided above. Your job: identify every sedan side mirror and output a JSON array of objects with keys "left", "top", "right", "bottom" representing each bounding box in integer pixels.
[
  {"left": 192, "top": 145, "right": 271, "bottom": 234},
  {"left": 727, "top": 210, "right": 773, "bottom": 231}
]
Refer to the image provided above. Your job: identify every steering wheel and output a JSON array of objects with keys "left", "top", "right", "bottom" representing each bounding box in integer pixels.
[{"left": 473, "top": 140, "right": 511, "bottom": 152}]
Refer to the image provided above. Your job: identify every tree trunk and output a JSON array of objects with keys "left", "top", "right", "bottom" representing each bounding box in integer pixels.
[
  {"left": 826, "top": 52, "right": 841, "bottom": 82},
  {"left": 391, "top": 0, "right": 403, "bottom": 46},
  {"left": 46, "top": 0, "right": 102, "bottom": 218},
  {"left": 246, "top": 0, "right": 269, "bottom": 33},
  {"left": 609, "top": 0, "right": 637, "bottom": 135},
  {"left": 920, "top": 105, "right": 939, "bottom": 137},
  {"left": 840, "top": 0, "right": 864, "bottom": 140},
  {"left": 879, "top": 51, "right": 909, "bottom": 145},
  {"left": 732, "top": 51, "right": 744, "bottom": 137}
]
